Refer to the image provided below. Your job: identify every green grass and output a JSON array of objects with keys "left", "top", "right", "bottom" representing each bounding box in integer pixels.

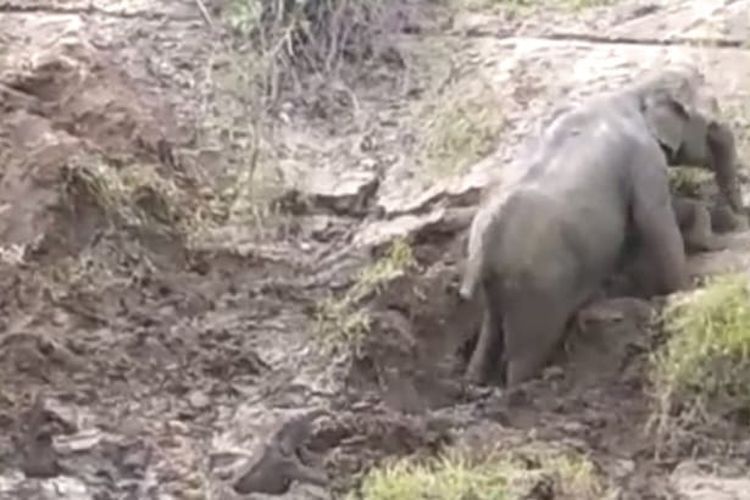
[
  {"left": 650, "top": 274, "right": 750, "bottom": 442},
  {"left": 349, "top": 447, "right": 607, "bottom": 500},
  {"left": 224, "top": 0, "right": 264, "bottom": 36},
  {"left": 667, "top": 166, "right": 714, "bottom": 198},
  {"left": 314, "top": 238, "right": 417, "bottom": 353}
]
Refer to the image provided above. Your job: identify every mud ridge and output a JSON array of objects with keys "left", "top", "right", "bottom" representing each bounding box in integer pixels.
[{"left": 0, "top": 2, "right": 198, "bottom": 21}]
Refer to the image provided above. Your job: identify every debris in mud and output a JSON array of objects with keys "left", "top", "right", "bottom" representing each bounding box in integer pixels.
[
  {"left": 232, "top": 410, "right": 329, "bottom": 495},
  {"left": 16, "top": 395, "right": 62, "bottom": 479},
  {"left": 671, "top": 460, "right": 750, "bottom": 500}
]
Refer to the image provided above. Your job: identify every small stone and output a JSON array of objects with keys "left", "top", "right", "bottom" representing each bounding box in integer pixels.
[
  {"left": 51, "top": 309, "right": 71, "bottom": 326},
  {"left": 560, "top": 421, "right": 586, "bottom": 435},
  {"left": 542, "top": 365, "right": 565, "bottom": 380},
  {"left": 611, "top": 458, "right": 636, "bottom": 480},
  {"left": 166, "top": 420, "right": 190, "bottom": 435},
  {"left": 53, "top": 428, "right": 102, "bottom": 454},
  {"left": 188, "top": 391, "right": 210, "bottom": 410}
]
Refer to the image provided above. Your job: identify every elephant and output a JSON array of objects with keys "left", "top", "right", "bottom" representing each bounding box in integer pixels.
[
  {"left": 605, "top": 195, "right": 737, "bottom": 298},
  {"left": 459, "top": 65, "right": 747, "bottom": 387}
]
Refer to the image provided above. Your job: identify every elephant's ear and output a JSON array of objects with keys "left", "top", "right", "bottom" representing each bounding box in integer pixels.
[{"left": 642, "top": 90, "right": 690, "bottom": 155}]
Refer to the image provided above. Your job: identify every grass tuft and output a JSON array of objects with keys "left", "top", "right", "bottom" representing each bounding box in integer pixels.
[
  {"left": 314, "top": 238, "right": 416, "bottom": 353},
  {"left": 349, "top": 446, "right": 607, "bottom": 500},
  {"left": 649, "top": 274, "right": 750, "bottom": 445},
  {"left": 62, "top": 154, "right": 195, "bottom": 234},
  {"left": 667, "top": 167, "right": 714, "bottom": 198}
]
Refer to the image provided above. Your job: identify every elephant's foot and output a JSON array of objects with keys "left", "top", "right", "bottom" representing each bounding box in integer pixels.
[
  {"left": 506, "top": 353, "right": 548, "bottom": 388},
  {"left": 685, "top": 233, "right": 729, "bottom": 253},
  {"left": 710, "top": 204, "right": 749, "bottom": 233},
  {"left": 464, "top": 356, "right": 490, "bottom": 386}
]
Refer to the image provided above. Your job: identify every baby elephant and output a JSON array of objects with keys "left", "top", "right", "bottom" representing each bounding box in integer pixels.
[{"left": 460, "top": 65, "right": 746, "bottom": 387}]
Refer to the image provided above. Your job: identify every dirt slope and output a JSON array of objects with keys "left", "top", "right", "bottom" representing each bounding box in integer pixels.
[{"left": 1, "top": 1, "right": 750, "bottom": 499}]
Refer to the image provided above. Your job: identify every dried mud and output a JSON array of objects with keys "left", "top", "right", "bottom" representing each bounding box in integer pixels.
[{"left": 2, "top": 1, "right": 750, "bottom": 499}]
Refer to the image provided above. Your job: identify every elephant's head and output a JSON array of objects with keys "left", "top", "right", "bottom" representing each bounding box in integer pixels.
[{"left": 636, "top": 65, "right": 744, "bottom": 214}]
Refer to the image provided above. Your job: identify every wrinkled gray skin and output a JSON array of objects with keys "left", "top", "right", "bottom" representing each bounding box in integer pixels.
[{"left": 460, "top": 66, "right": 747, "bottom": 387}]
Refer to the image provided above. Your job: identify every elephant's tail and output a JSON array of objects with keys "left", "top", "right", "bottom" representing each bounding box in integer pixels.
[{"left": 459, "top": 195, "right": 506, "bottom": 301}]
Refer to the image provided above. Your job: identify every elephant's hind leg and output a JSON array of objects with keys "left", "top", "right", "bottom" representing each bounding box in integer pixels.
[
  {"left": 503, "top": 292, "right": 571, "bottom": 387},
  {"left": 465, "top": 282, "right": 504, "bottom": 386}
]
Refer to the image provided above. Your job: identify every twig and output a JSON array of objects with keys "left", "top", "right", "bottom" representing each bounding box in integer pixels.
[{"left": 194, "top": 0, "right": 215, "bottom": 30}]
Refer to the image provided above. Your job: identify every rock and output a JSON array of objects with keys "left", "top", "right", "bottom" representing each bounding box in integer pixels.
[
  {"left": 0, "top": 475, "right": 93, "bottom": 500},
  {"left": 376, "top": 156, "right": 499, "bottom": 217},
  {"left": 53, "top": 429, "right": 102, "bottom": 454},
  {"left": 298, "top": 168, "right": 379, "bottom": 216},
  {"left": 352, "top": 206, "right": 476, "bottom": 250},
  {"left": 611, "top": 458, "right": 636, "bottom": 481},
  {"left": 352, "top": 209, "right": 446, "bottom": 249},
  {"left": 188, "top": 391, "right": 211, "bottom": 410},
  {"left": 40, "top": 477, "right": 92, "bottom": 499}
]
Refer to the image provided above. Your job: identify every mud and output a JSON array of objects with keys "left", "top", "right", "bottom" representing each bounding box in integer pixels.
[{"left": 2, "top": 1, "right": 750, "bottom": 499}]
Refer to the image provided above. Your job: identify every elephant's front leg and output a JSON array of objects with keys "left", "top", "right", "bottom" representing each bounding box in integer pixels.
[
  {"left": 707, "top": 122, "right": 746, "bottom": 218},
  {"left": 672, "top": 196, "right": 728, "bottom": 252},
  {"left": 465, "top": 293, "right": 504, "bottom": 386}
]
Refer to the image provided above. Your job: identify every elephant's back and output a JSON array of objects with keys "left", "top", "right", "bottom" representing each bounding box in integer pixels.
[{"left": 498, "top": 185, "right": 624, "bottom": 292}]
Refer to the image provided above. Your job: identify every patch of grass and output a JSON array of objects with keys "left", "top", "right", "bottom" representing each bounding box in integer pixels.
[
  {"left": 417, "top": 78, "right": 507, "bottom": 178},
  {"left": 224, "top": 0, "right": 263, "bottom": 37},
  {"left": 668, "top": 166, "right": 713, "bottom": 198},
  {"left": 649, "top": 274, "right": 750, "bottom": 445},
  {"left": 349, "top": 447, "right": 608, "bottom": 500},
  {"left": 314, "top": 238, "right": 417, "bottom": 353},
  {"left": 62, "top": 154, "right": 195, "bottom": 234}
]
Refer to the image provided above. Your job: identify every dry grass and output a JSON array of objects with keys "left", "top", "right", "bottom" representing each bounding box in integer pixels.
[
  {"left": 418, "top": 80, "right": 506, "bottom": 178},
  {"left": 648, "top": 274, "right": 750, "bottom": 450},
  {"left": 349, "top": 445, "right": 609, "bottom": 500},
  {"left": 62, "top": 153, "right": 195, "bottom": 235},
  {"left": 204, "top": 0, "right": 402, "bottom": 231},
  {"left": 314, "top": 238, "right": 417, "bottom": 353},
  {"left": 193, "top": 41, "right": 287, "bottom": 234},
  {"left": 408, "top": 60, "right": 507, "bottom": 179}
]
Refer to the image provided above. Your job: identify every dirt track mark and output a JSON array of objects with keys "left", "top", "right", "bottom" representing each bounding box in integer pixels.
[
  {"left": 483, "top": 32, "right": 749, "bottom": 49},
  {"left": 0, "top": 2, "right": 200, "bottom": 22}
]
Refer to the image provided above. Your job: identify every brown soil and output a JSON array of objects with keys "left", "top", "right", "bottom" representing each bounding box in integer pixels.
[{"left": 1, "top": 1, "right": 750, "bottom": 499}]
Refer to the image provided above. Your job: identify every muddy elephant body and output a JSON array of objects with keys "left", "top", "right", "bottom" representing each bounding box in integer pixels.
[{"left": 461, "top": 66, "right": 746, "bottom": 387}]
